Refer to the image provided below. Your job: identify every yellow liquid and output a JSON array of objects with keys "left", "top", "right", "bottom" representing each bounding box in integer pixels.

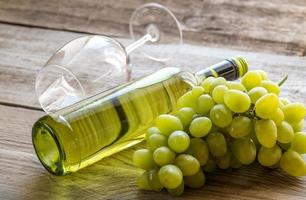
[{"left": 32, "top": 67, "right": 195, "bottom": 175}]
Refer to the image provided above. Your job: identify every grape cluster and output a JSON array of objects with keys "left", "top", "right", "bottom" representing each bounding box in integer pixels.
[{"left": 133, "top": 70, "right": 306, "bottom": 196}]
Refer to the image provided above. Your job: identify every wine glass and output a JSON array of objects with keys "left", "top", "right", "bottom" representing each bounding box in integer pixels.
[{"left": 35, "top": 3, "right": 183, "bottom": 115}]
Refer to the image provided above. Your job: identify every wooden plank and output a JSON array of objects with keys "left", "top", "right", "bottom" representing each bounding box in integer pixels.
[
  {"left": 1, "top": 0, "right": 306, "bottom": 55},
  {"left": 0, "top": 104, "right": 306, "bottom": 200},
  {"left": 0, "top": 23, "right": 305, "bottom": 110}
]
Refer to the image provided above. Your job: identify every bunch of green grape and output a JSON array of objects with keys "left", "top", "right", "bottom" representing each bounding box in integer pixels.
[{"left": 133, "top": 70, "right": 306, "bottom": 196}]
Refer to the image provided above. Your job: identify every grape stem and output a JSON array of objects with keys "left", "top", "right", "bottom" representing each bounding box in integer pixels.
[{"left": 278, "top": 75, "right": 288, "bottom": 86}]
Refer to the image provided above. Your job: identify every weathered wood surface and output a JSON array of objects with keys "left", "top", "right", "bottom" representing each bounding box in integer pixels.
[
  {"left": 1, "top": 0, "right": 306, "bottom": 56},
  {"left": 0, "top": 22, "right": 306, "bottom": 200}
]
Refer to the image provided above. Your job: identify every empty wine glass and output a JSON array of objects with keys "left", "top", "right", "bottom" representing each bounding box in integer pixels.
[{"left": 35, "top": 3, "right": 183, "bottom": 115}]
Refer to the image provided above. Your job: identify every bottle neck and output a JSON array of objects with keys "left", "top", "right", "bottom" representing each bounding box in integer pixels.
[{"left": 194, "top": 56, "right": 248, "bottom": 83}]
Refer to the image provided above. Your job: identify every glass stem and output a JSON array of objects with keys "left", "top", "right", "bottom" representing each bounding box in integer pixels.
[{"left": 125, "top": 34, "right": 152, "bottom": 55}]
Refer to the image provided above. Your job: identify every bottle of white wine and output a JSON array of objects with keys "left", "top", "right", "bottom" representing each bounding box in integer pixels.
[{"left": 32, "top": 56, "right": 248, "bottom": 175}]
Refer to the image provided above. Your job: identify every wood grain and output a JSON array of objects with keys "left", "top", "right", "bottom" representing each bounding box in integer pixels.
[{"left": 1, "top": 0, "right": 306, "bottom": 55}]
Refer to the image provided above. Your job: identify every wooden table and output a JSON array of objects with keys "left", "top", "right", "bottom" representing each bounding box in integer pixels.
[{"left": 0, "top": 1, "right": 305, "bottom": 199}]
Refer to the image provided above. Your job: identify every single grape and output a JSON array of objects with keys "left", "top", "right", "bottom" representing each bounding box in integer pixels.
[
  {"left": 177, "top": 91, "right": 197, "bottom": 110},
  {"left": 291, "top": 132, "right": 306, "bottom": 154},
  {"left": 176, "top": 107, "right": 196, "bottom": 128},
  {"left": 167, "top": 181, "right": 184, "bottom": 196},
  {"left": 280, "top": 150, "right": 306, "bottom": 177},
  {"left": 191, "top": 86, "right": 205, "bottom": 97},
  {"left": 227, "top": 81, "right": 247, "bottom": 92},
  {"left": 206, "top": 132, "right": 227, "bottom": 157},
  {"left": 168, "top": 131, "right": 190, "bottom": 153},
  {"left": 153, "top": 146, "right": 176, "bottom": 166},
  {"left": 189, "top": 117, "right": 212, "bottom": 138},
  {"left": 255, "top": 119, "right": 277, "bottom": 148},
  {"left": 145, "top": 127, "right": 161, "bottom": 140},
  {"left": 258, "top": 145, "right": 282, "bottom": 167},
  {"left": 224, "top": 89, "right": 251, "bottom": 113},
  {"left": 147, "top": 169, "right": 163, "bottom": 191},
  {"left": 255, "top": 93, "right": 279, "bottom": 119},
  {"left": 185, "top": 138, "right": 209, "bottom": 166},
  {"left": 215, "top": 151, "right": 231, "bottom": 169},
  {"left": 203, "top": 154, "right": 217, "bottom": 172},
  {"left": 197, "top": 94, "right": 215, "bottom": 115},
  {"left": 230, "top": 154, "right": 242, "bottom": 169},
  {"left": 158, "top": 165, "right": 183, "bottom": 189},
  {"left": 271, "top": 108, "right": 284, "bottom": 126},
  {"left": 137, "top": 171, "right": 152, "bottom": 191},
  {"left": 241, "top": 71, "right": 262, "bottom": 91},
  {"left": 247, "top": 87, "right": 268, "bottom": 104},
  {"left": 260, "top": 80, "right": 280, "bottom": 95},
  {"left": 210, "top": 77, "right": 227, "bottom": 92},
  {"left": 256, "top": 70, "right": 268, "bottom": 80},
  {"left": 231, "top": 137, "right": 256, "bottom": 165},
  {"left": 277, "top": 121, "right": 294, "bottom": 143},
  {"left": 210, "top": 104, "right": 233, "bottom": 128},
  {"left": 282, "top": 102, "right": 306, "bottom": 123},
  {"left": 212, "top": 85, "right": 228, "bottom": 104},
  {"left": 229, "top": 116, "right": 252, "bottom": 138},
  {"left": 133, "top": 149, "right": 156, "bottom": 170},
  {"left": 290, "top": 120, "right": 304, "bottom": 132},
  {"left": 175, "top": 154, "right": 200, "bottom": 176},
  {"left": 279, "top": 97, "right": 291, "bottom": 105},
  {"left": 147, "top": 133, "right": 167, "bottom": 151},
  {"left": 184, "top": 170, "right": 206, "bottom": 189},
  {"left": 156, "top": 114, "right": 183, "bottom": 136},
  {"left": 201, "top": 76, "right": 216, "bottom": 93}
]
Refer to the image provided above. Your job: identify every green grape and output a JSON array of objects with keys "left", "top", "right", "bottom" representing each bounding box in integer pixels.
[
  {"left": 145, "top": 127, "right": 161, "bottom": 140},
  {"left": 201, "top": 76, "right": 216, "bottom": 93},
  {"left": 189, "top": 117, "right": 212, "bottom": 138},
  {"left": 197, "top": 94, "right": 215, "bottom": 115},
  {"left": 247, "top": 87, "right": 268, "bottom": 104},
  {"left": 278, "top": 142, "right": 291, "bottom": 150},
  {"left": 203, "top": 154, "right": 217, "bottom": 172},
  {"left": 230, "top": 154, "right": 242, "bottom": 169},
  {"left": 256, "top": 70, "right": 268, "bottom": 80},
  {"left": 260, "top": 80, "right": 280, "bottom": 95},
  {"left": 206, "top": 132, "right": 227, "bottom": 157},
  {"left": 277, "top": 121, "right": 294, "bottom": 143},
  {"left": 168, "top": 131, "right": 190, "bottom": 153},
  {"left": 255, "top": 93, "right": 279, "bottom": 119},
  {"left": 175, "top": 154, "right": 200, "bottom": 176},
  {"left": 212, "top": 85, "right": 228, "bottom": 104},
  {"left": 258, "top": 145, "right": 282, "bottom": 167},
  {"left": 282, "top": 102, "right": 306, "bottom": 123},
  {"left": 271, "top": 108, "right": 284, "bottom": 126},
  {"left": 216, "top": 151, "right": 231, "bottom": 169},
  {"left": 291, "top": 132, "right": 306, "bottom": 154},
  {"left": 184, "top": 170, "right": 206, "bottom": 189},
  {"left": 158, "top": 165, "right": 183, "bottom": 189},
  {"left": 210, "top": 104, "right": 233, "bottom": 128},
  {"left": 210, "top": 77, "right": 227, "bottom": 92},
  {"left": 241, "top": 71, "right": 262, "bottom": 91},
  {"left": 153, "top": 146, "right": 176, "bottom": 166},
  {"left": 279, "top": 97, "right": 291, "bottom": 105},
  {"left": 167, "top": 181, "right": 184, "bottom": 196},
  {"left": 147, "top": 169, "right": 164, "bottom": 191},
  {"left": 191, "top": 86, "right": 205, "bottom": 98},
  {"left": 156, "top": 114, "right": 183, "bottom": 136},
  {"left": 133, "top": 149, "right": 156, "bottom": 170},
  {"left": 227, "top": 81, "right": 247, "bottom": 92},
  {"left": 137, "top": 171, "right": 152, "bottom": 191},
  {"left": 177, "top": 91, "right": 197, "bottom": 110},
  {"left": 290, "top": 120, "right": 304, "bottom": 132},
  {"left": 231, "top": 137, "right": 256, "bottom": 165},
  {"left": 224, "top": 89, "right": 251, "bottom": 113},
  {"left": 255, "top": 119, "right": 277, "bottom": 148},
  {"left": 147, "top": 133, "right": 167, "bottom": 151},
  {"left": 280, "top": 150, "right": 306, "bottom": 177},
  {"left": 176, "top": 107, "right": 196, "bottom": 128},
  {"left": 186, "top": 138, "right": 209, "bottom": 166},
  {"left": 229, "top": 116, "right": 252, "bottom": 138}
]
